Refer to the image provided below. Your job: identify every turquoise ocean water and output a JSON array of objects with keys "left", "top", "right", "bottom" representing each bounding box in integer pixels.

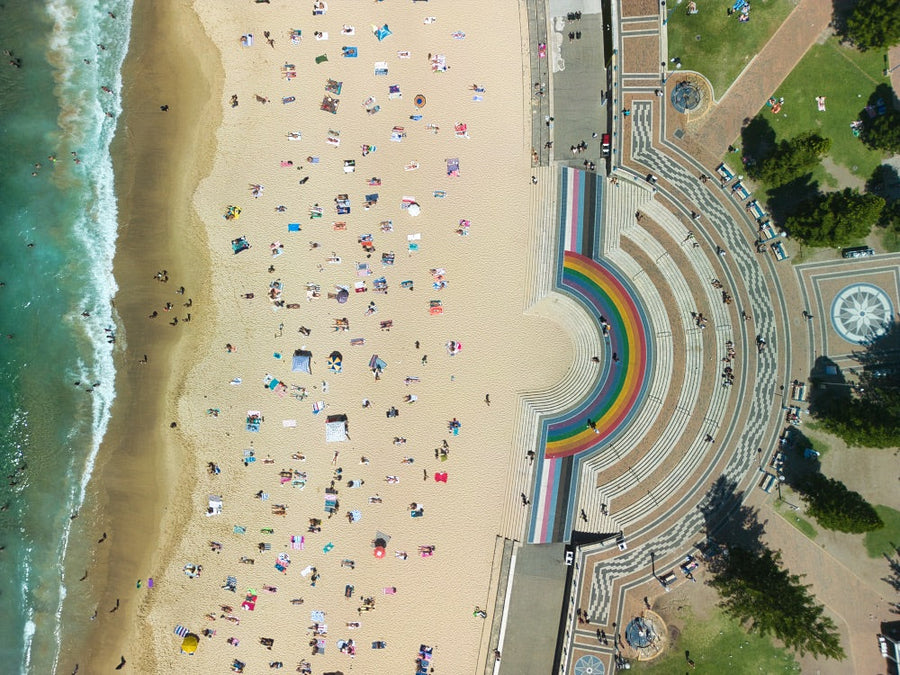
[{"left": 0, "top": 1, "right": 131, "bottom": 672}]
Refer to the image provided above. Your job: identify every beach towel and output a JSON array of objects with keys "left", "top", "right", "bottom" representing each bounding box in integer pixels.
[
  {"left": 282, "top": 419, "right": 297, "bottom": 428},
  {"left": 174, "top": 625, "right": 190, "bottom": 638},
  {"left": 288, "top": 223, "right": 300, "bottom": 232},
  {"left": 291, "top": 535, "right": 305, "bottom": 550}
]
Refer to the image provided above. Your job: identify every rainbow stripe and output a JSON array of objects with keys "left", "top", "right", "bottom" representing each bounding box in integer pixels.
[
  {"left": 545, "top": 252, "right": 650, "bottom": 457},
  {"left": 527, "top": 168, "right": 653, "bottom": 543}
]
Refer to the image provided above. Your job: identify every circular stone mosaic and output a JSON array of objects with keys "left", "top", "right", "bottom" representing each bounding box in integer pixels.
[
  {"left": 574, "top": 654, "right": 605, "bottom": 675},
  {"left": 830, "top": 283, "right": 894, "bottom": 344}
]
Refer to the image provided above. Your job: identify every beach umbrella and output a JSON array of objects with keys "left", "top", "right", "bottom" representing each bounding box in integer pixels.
[
  {"left": 373, "top": 546, "right": 386, "bottom": 559},
  {"left": 181, "top": 633, "right": 199, "bottom": 655},
  {"left": 327, "top": 351, "right": 343, "bottom": 372},
  {"left": 414, "top": 94, "right": 426, "bottom": 108},
  {"left": 407, "top": 202, "right": 420, "bottom": 217},
  {"left": 336, "top": 288, "right": 349, "bottom": 303}
]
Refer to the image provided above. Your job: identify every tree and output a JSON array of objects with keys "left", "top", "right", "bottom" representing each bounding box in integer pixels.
[
  {"left": 709, "top": 546, "right": 845, "bottom": 660},
  {"left": 813, "top": 322, "right": 900, "bottom": 447},
  {"left": 846, "top": 0, "right": 900, "bottom": 51},
  {"left": 748, "top": 132, "right": 831, "bottom": 187},
  {"left": 861, "top": 109, "right": 900, "bottom": 154},
  {"left": 785, "top": 188, "right": 885, "bottom": 247},
  {"left": 866, "top": 165, "right": 900, "bottom": 230},
  {"left": 797, "top": 472, "right": 883, "bottom": 533}
]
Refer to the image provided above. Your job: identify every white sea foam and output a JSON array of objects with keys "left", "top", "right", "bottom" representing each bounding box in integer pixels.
[{"left": 38, "top": 1, "right": 135, "bottom": 673}]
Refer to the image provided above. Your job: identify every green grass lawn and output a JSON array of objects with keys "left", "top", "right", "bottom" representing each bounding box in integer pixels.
[
  {"left": 634, "top": 605, "right": 799, "bottom": 673},
  {"left": 738, "top": 36, "right": 888, "bottom": 197},
  {"left": 764, "top": 37, "right": 887, "bottom": 180},
  {"left": 773, "top": 497, "right": 818, "bottom": 540},
  {"left": 666, "top": 0, "right": 796, "bottom": 98},
  {"left": 863, "top": 505, "right": 900, "bottom": 558}
]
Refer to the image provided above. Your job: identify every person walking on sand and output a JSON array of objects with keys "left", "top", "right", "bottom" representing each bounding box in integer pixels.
[{"left": 484, "top": 394, "right": 490, "bottom": 406}]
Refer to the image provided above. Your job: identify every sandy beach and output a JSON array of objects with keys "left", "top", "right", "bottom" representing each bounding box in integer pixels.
[{"left": 74, "top": 0, "right": 576, "bottom": 672}]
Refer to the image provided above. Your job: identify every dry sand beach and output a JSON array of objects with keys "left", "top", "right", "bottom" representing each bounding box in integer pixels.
[{"left": 82, "top": 0, "right": 575, "bottom": 672}]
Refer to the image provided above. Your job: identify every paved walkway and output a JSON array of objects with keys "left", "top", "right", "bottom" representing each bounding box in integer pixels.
[
  {"left": 495, "top": 0, "right": 897, "bottom": 672},
  {"left": 684, "top": 0, "right": 835, "bottom": 164}
]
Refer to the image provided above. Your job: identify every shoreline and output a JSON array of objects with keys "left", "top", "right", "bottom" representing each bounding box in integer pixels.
[{"left": 63, "top": 0, "right": 223, "bottom": 671}]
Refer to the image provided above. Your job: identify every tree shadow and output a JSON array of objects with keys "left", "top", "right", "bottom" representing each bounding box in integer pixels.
[
  {"left": 775, "top": 427, "right": 822, "bottom": 492},
  {"left": 807, "top": 355, "right": 853, "bottom": 419},
  {"left": 830, "top": 0, "right": 857, "bottom": 42},
  {"left": 698, "top": 475, "right": 766, "bottom": 570},
  {"left": 883, "top": 547, "right": 900, "bottom": 596},
  {"left": 851, "top": 319, "right": 900, "bottom": 370},
  {"left": 867, "top": 164, "right": 900, "bottom": 203},
  {"left": 740, "top": 115, "right": 776, "bottom": 168},
  {"left": 859, "top": 83, "right": 900, "bottom": 145},
  {"left": 765, "top": 173, "right": 821, "bottom": 226}
]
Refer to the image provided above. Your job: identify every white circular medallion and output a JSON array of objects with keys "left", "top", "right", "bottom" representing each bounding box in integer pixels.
[{"left": 830, "top": 283, "right": 893, "bottom": 344}]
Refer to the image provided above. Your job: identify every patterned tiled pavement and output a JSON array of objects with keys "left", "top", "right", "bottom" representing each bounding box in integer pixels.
[{"left": 492, "top": 0, "right": 898, "bottom": 673}]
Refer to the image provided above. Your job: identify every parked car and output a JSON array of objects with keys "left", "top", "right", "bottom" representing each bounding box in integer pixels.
[
  {"left": 841, "top": 246, "right": 874, "bottom": 258},
  {"left": 601, "top": 133, "right": 611, "bottom": 157}
]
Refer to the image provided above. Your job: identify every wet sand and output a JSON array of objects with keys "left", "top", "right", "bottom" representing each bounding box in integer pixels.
[{"left": 61, "top": 0, "right": 222, "bottom": 671}]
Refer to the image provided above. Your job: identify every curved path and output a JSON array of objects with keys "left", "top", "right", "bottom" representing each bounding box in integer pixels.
[{"left": 500, "top": 0, "right": 809, "bottom": 671}]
